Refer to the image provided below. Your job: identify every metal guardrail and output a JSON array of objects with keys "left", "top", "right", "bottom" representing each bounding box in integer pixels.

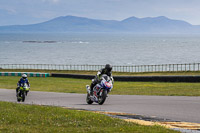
[{"left": 0, "top": 63, "right": 200, "bottom": 73}]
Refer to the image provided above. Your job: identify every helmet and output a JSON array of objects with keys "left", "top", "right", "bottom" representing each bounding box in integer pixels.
[
  {"left": 105, "top": 64, "right": 112, "bottom": 72},
  {"left": 22, "top": 74, "right": 27, "bottom": 79}
]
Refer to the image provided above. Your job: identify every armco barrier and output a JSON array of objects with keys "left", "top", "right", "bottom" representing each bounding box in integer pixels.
[
  {"left": 51, "top": 73, "right": 200, "bottom": 82},
  {"left": 0, "top": 72, "right": 50, "bottom": 77},
  {"left": 2, "top": 72, "right": 200, "bottom": 82},
  {"left": 113, "top": 75, "right": 200, "bottom": 82},
  {"left": 51, "top": 73, "right": 94, "bottom": 79}
]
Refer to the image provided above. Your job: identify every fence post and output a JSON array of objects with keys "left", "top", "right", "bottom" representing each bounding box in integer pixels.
[
  {"left": 189, "top": 64, "right": 191, "bottom": 71},
  {"left": 135, "top": 66, "right": 137, "bottom": 72},
  {"left": 180, "top": 64, "right": 182, "bottom": 71},
  {"left": 168, "top": 64, "right": 170, "bottom": 72},
  {"left": 130, "top": 66, "right": 132, "bottom": 72},
  {"left": 162, "top": 64, "right": 164, "bottom": 72},
  {"left": 138, "top": 66, "right": 140, "bottom": 72},
  {"left": 177, "top": 64, "right": 178, "bottom": 71}
]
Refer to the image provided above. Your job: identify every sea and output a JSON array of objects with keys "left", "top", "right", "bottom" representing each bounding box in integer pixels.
[{"left": 0, "top": 33, "right": 200, "bottom": 66}]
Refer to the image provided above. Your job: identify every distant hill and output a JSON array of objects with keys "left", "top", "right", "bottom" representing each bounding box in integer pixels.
[{"left": 0, "top": 15, "right": 200, "bottom": 33}]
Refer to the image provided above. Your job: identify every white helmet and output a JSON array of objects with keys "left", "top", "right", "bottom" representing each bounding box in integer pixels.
[{"left": 22, "top": 74, "right": 27, "bottom": 79}]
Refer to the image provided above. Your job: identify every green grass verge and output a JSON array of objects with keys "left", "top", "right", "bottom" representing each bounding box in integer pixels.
[
  {"left": 1, "top": 69, "right": 200, "bottom": 76},
  {"left": 0, "top": 101, "right": 179, "bottom": 133},
  {"left": 1, "top": 76, "right": 200, "bottom": 96}
]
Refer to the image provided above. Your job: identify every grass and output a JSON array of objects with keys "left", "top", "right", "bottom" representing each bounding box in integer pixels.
[
  {"left": 0, "top": 101, "right": 179, "bottom": 133},
  {"left": 1, "top": 76, "right": 200, "bottom": 96},
  {"left": 1, "top": 69, "right": 200, "bottom": 76}
]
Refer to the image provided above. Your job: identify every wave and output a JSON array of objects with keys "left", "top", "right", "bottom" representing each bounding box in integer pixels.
[
  {"left": 22, "top": 41, "right": 89, "bottom": 44},
  {"left": 71, "top": 41, "right": 89, "bottom": 44},
  {"left": 22, "top": 41, "right": 58, "bottom": 43}
]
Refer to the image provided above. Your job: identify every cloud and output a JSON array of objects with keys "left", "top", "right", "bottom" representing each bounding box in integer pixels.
[
  {"left": 0, "top": 7, "right": 17, "bottom": 15},
  {"left": 51, "top": 0, "right": 59, "bottom": 3},
  {"left": 42, "top": 0, "right": 59, "bottom": 3},
  {"left": 32, "top": 11, "right": 58, "bottom": 19}
]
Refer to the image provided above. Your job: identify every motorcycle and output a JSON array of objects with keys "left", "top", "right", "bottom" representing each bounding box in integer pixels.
[
  {"left": 17, "top": 83, "right": 30, "bottom": 102},
  {"left": 86, "top": 74, "right": 113, "bottom": 105}
]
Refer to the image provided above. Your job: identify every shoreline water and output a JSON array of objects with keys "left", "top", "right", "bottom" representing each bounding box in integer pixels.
[{"left": 1, "top": 33, "right": 200, "bottom": 65}]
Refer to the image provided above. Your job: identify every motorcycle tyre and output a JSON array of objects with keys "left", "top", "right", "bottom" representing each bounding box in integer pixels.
[
  {"left": 17, "top": 97, "right": 21, "bottom": 102},
  {"left": 86, "top": 93, "right": 93, "bottom": 104},
  {"left": 98, "top": 90, "right": 107, "bottom": 105},
  {"left": 21, "top": 92, "right": 25, "bottom": 102},
  {"left": 17, "top": 91, "right": 21, "bottom": 102}
]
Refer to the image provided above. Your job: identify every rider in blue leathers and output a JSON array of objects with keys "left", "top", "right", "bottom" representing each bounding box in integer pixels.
[{"left": 16, "top": 74, "right": 30, "bottom": 96}]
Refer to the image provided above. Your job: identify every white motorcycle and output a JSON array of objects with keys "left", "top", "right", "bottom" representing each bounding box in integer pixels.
[{"left": 86, "top": 74, "right": 113, "bottom": 105}]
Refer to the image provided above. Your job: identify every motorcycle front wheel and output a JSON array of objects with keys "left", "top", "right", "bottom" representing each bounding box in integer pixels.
[
  {"left": 98, "top": 90, "right": 107, "bottom": 105},
  {"left": 17, "top": 97, "right": 21, "bottom": 102},
  {"left": 86, "top": 93, "right": 93, "bottom": 104},
  {"left": 21, "top": 91, "right": 25, "bottom": 102},
  {"left": 17, "top": 91, "right": 21, "bottom": 102}
]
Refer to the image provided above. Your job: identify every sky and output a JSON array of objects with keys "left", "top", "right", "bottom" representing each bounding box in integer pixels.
[{"left": 0, "top": 0, "right": 200, "bottom": 26}]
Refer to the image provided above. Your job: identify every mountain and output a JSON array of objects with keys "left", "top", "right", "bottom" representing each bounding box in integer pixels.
[
  {"left": 121, "top": 16, "right": 194, "bottom": 33},
  {"left": 0, "top": 15, "right": 200, "bottom": 33}
]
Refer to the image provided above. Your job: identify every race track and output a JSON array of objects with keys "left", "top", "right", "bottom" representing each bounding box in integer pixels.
[{"left": 0, "top": 88, "right": 200, "bottom": 123}]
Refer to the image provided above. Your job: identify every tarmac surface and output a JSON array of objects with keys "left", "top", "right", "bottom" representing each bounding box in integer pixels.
[{"left": 0, "top": 88, "right": 200, "bottom": 124}]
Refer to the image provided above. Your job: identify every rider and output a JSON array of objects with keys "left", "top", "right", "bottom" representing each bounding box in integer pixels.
[
  {"left": 16, "top": 74, "right": 30, "bottom": 96},
  {"left": 90, "top": 64, "right": 113, "bottom": 95}
]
